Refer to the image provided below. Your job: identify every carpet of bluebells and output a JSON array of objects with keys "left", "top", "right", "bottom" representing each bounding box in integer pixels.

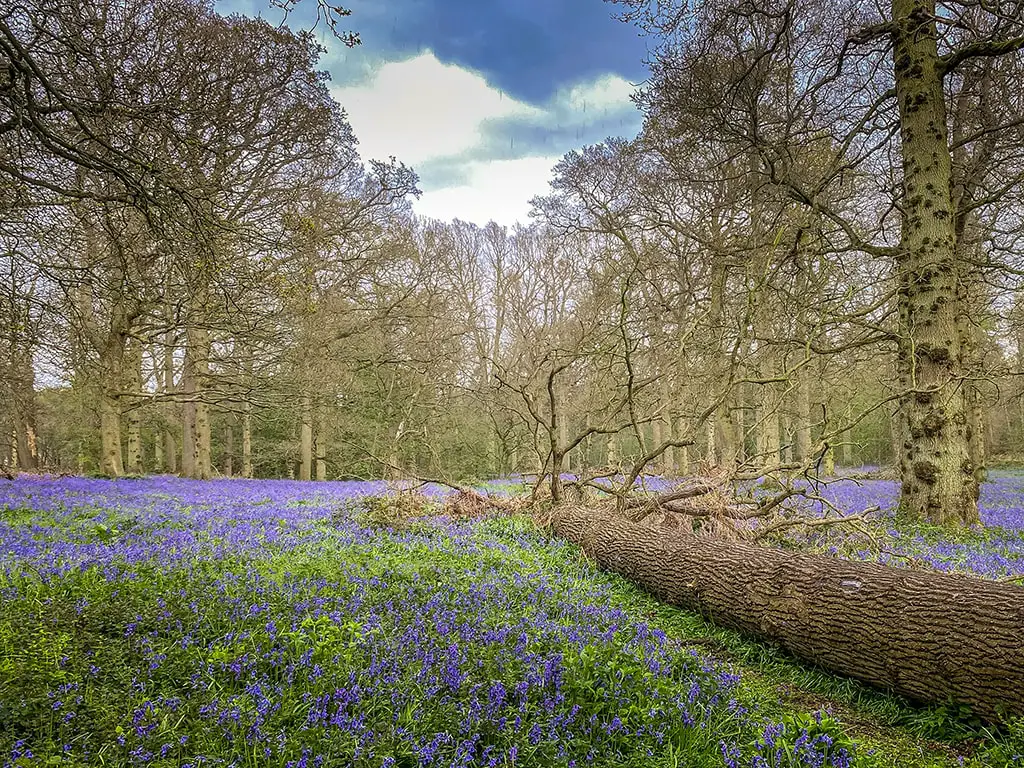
[
  {"left": 4, "top": 474, "right": 1024, "bottom": 767},
  {"left": 779, "top": 470, "right": 1024, "bottom": 581},
  {"left": 0, "top": 476, "right": 856, "bottom": 768}
]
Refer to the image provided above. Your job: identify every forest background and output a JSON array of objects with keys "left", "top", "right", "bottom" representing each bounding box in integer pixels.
[{"left": 4, "top": 0, "right": 1024, "bottom": 528}]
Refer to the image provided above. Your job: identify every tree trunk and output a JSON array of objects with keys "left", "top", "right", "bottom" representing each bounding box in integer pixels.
[
  {"left": 182, "top": 322, "right": 212, "bottom": 479},
  {"left": 181, "top": 396, "right": 195, "bottom": 479},
  {"left": 890, "top": 402, "right": 906, "bottom": 473},
  {"left": 223, "top": 419, "right": 234, "bottom": 477},
  {"left": 550, "top": 450, "right": 566, "bottom": 504},
  {"left": 704, "top": 418, "right": 716, "bottom": 466},
  {"left": 553, "top": 506, "right": 1024, "bottom": 721},
  {"left": 756, "top": 383, "right": 781, "bottom": 468},
  {"left": 707, "top": 245, "right": 739, "bottom": 471},
  {"left": 161, "top": 328, "right": 178, "bottom": 474},
  {"left": 98, "top": 387, "right": 124, "bottom": 477},
  {"left": 734, "top": 398, "right": 746, "bottom": 465},
  {"left": 821, "top": 444, "right": 836, "bottom": 477},
  {"left": 558, "top": 406, "right": 570, "bottom": 475},
  {"left": 386, "top": 419, "right": 405, "bottom": 480},
  {"left": 299, "top": 394, "right": 313, "bottom": 481},
  {"left": 651, "top": 416, "right": 663, "bottom": 475},
  {"left": 316, "top": 409, "right": 327, "bottom": 481},
  {"left": 97, "top": 339, "right": 126, "bottom": 478},
  {"left": 164, "top": 430, "right": 178, "bottom": 474},
  {"left": 891, "top": 0, "right": 976, "bottom": 525},
  {"left": 793, "top": 373, "right": 812, "bottom": 464},
  {"left": 6, "top": 429, "right": 16, "bottom": 472},
  {"left": 949, "top": 48, "right": 996, "bottom": 492},
  {"left": 674, "top": 415, "right": 690, "bottom": 476},
  {"left": 124, "top": 341, "right": 143, "bottom": 475},
  {"left": 10, "top": 346, "right": 38, "bottom": 471},
  {"left": 606, "top": 433, "right": 619, "bottom": 468},
  {"left": 840, "top": 403, "right": 854, "bottom": 468},
  {"left": 667, "top": 414, "right": 682, "bottom": 476},
  {"left": 717, "top": 400, "right": 741, "bottom": 470},
  {"left": 780, "top": 414, "right": 793, "bottom": 464},
  {"left": 967, "top": 390, "right": 986, "bottom": 486},
  {"left": 153, "top": 427, "right": 164, "bottom": 472},
  {"left": 242, "top": 402, "right": 253, "bottom": 478},
  {"left": 953, "top": 234, "right": 987, "bottom": 491}
]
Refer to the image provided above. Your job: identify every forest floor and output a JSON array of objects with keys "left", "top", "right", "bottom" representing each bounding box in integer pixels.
[{"left": 1, "top": 474, "right": 1022, "bottom": 767}]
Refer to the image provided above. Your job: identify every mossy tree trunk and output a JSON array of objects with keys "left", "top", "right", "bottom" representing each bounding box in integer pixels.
[{"left": 891, "top": 0, "right": 977, "bottom": 524}]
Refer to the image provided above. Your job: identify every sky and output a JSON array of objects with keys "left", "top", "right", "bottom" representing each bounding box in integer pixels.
[{"left": 217, "top": 0, "right": 651, "bottom": 226}]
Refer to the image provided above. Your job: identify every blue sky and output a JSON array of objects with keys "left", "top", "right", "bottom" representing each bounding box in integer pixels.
[{"left": 217, "top": 0, "right": 650, "bottom": 225}]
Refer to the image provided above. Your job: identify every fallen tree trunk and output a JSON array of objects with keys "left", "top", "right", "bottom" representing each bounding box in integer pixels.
[{"left": 553, "top": 506, "right": 1024, "bottom": 721}]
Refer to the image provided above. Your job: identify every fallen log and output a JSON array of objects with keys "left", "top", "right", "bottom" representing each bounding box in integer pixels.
[{"left": 552, "top": 505, "right": 1024, "bottom": 721}]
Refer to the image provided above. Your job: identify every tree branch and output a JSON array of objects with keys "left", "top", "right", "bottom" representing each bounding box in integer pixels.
[{"left": 939, "top": 36, "right": 1024, "bottom": 78}]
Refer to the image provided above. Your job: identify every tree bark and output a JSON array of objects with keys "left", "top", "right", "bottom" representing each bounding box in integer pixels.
[
  {"left": 223, "top": 419, "right": 234, "bottom": 477},
  {"left": 891, "top": 0, "right": 976, "bottom": 524},
  {"left": 153, "top": 425, "right": 164, "bottom": 471},
  {"left": 756, "top": 383, "right": 781, "bottom": 468},
  {"left": 707, "top": 244, "right": 739, "bottom": 471},
  {"left": 840, "top": 403, "right": 854, "bottom": 467},
  {"left": 606, "top": 432, "right": 619, "bottom": 470},
  {"left": 793, "top": 372, "right": 812, "bottom": 465},
  {"left": 704, "top": 418, "right": 716, "bottom": 466},
  {"left": 821, "top": 444, "right": 836, "bottom": 477},
  {"left": 967, "top": 389, "right": 986, "bottom": 486},
  {"left": 651, "top": 416, "right": 663, "bottom": 474},
  {"left": 9, "top": 344, "right": 38, "bottom": 471},
  {"left": 124, "top": 340, "right": 143, "bottom": 474},
  {"left": 316, "top": 408, "right": 327, "bottom": 481},
  {"left": 161, "top": 327, "right": 178, "bottom": 474},
  {"left": 98, "top": 386, "right": 124, "bottom": 477},
  {"left": 718, "top": 399, "right": 742, "bottom": 469},
  {"left": 164, "top": 429, "right": 178, "bottom": 475},
  {"left": 780, "top": 415, "right": 792, "bottom": 464},
  {"left": 674, "top": 415, "right": 689, "bottom": 476},
  {"left": 299, "top": 394, "right": 313, "bottom": 481},
  {"left": 553, "top": 506, "right": 1024, "bottom": 721},
  {"left": 558, "top": 404, "right": 570, "bottom": 475},
  {"left": 6, "top": 430, "right": 16, "bottom": 472},
  {"left": 97, "top": 334, "right": 126, "bottom": 477},
  {"left": 182, "top": 321, "right": 212, "bottom": 479},
  {"left": 242, "top": 401, "right": 253, "bottom": 479}
]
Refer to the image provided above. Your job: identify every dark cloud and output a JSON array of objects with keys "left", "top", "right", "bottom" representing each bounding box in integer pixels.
[
  {"left": 346, "top": 0, "right": 649, "bottom": 102},
  {"left": 217, "top": 0, "right": 648, "bottom": 117}
]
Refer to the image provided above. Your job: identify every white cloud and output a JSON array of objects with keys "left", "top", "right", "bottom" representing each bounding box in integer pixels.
[
  {"left": 332, "top": 50, "right": 542, "bottom": 166},
  {"left": 413, "top": 156, "right": 562, "bottom": 227},
  {"left": 331, "top": 53, "right": 639, "bottom": 225},
  {"left": 552, "top": 73, "right": 636, "bottom": 116}
]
